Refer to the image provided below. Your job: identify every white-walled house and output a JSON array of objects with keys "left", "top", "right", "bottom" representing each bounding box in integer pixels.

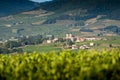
[
  {"left": 90, "top": 43, "right": 94, "bottom": 46},
  {"left": 80, "top": 45, "right": 90, "bottom": 49},
  {"left": 52, "top": 38, "right": 59, "bottom": 42},
  {"left": 46, "top": 40, "right": 52, "bottom": 44},
  {"left": 72, "top": 45, "right": 79, "bottom": 49},
  {"left": 85, "top": 37, "right": 101, "bottom": 41}
]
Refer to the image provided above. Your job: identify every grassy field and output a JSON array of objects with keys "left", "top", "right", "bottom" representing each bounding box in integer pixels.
[
  {"left": 22, "top": 44, "right": 62, "bottom": 53},
  {"left": 0, "top": 49, "right": 120, "bottom": 80}
]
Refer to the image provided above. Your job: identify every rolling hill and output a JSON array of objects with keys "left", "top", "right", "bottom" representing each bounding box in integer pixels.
[
  {"left": 0, "top": 0, "right": 120, "bottom": 39},
  {"left": 0, "top": 0, "right": 38, "bottom": 17}
]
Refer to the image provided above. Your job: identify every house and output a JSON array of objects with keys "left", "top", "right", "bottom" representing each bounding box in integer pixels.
[
  {"left": 5, "top": 24, "right": 12, "bottom": 27},
  {"left": 52, "top": 38, "right": 58, "bottom": 42},
  {"left": 85, "top": 37, "right": 101, "bottom": 41},
  {"left": 76, "top": 37, "right": 85, "bottom": 42},
  {"left": 46, "top": 40, "right": 52, "bottom": 44},
  {"left": 9, "top": 37, "right": 18, "bottom": 41},
  {"left": 85, "top": 38, "right": 96, "bottom": 41},
  {"left": 79, "top": 45, "right": 90, "bottom": 50},
  {"left": 26, "top": 35, "right": 30, "bottom": 38},
  {"left": 63, "top": 44, "right": 71, "bottom": 49},
  {"left": 90, "top": 43, "right": 94, "bottom": 46},
  {"left": 72, "top": 45, "right": 78, "bottom": 50},
  {"left": 0, "top": 41, "right": 4, "bottom": 44}
]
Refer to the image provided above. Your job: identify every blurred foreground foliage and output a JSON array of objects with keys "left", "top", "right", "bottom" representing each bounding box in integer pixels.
[{"left": 0, "top": 49, "right": 120, "bottom": 80}]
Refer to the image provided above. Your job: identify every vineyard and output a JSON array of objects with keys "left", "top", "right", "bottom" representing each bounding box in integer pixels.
[{"left": 0, "top": 49, "right": 120, "bottom": 80}]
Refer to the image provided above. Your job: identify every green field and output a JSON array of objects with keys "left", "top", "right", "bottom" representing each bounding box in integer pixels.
[
  {"left": 0, "top": 49, "right": 120, "bottom": 80},
  {"left": 22, "top": 44, "right": 62, "bottom": 53}
]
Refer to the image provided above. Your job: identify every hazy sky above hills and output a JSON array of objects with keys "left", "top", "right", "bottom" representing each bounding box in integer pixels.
[{"left": 30, "top": 0, "right": 52, "bottom": 3}]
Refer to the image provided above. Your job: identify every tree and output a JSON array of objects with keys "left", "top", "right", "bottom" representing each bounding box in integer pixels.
[
  {"left": 4, "top": 41, "right": 21, "bottom": 49},
  {"left": 66, "top": 39, "right": 73, "bottom": 46},
  {"left": 109, "top": 44, "right": 112, "bottom": 48},
  {"left": 0, "top": 47, "right": 9, "bottom": 54}
]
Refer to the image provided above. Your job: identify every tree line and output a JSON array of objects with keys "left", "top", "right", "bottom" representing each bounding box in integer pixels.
[{"left": 0, "top": 35, "right": 44, "bottom": 54}]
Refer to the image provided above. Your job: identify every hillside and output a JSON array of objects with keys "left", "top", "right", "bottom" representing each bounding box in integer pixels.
[
  {"left": 0, "top": 0, "right": 38, "bottom": 17},
  {"left": 0, "top": 0, "right": 120, "bottom": 39}
]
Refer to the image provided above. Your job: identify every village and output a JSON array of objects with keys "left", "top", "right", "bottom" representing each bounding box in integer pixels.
[
  {"left": 0, "top": 33, "right": 107, "bottom": 52},
  {"left": 44, "top": 33, "right": 104, "bottom": 50}
]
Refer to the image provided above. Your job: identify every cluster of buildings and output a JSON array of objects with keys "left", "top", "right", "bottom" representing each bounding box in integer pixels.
[
  {"left": 65, "top": 33, "right": 102, "bottom": 42},
  {"left": 65, "top": 33, "right": 102, "bottom": 50},
  {"left": 0, "top": 33, "right": 104, "bottom": 50},
  {"left": 45, "top": 33, "right": 103, "bottom": 50},
  {"left": 45, "top": 33, "right": 102, "bottom": 44}
]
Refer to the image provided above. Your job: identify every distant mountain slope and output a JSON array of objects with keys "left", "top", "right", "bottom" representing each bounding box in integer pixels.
[
  {"left": 36, "top": 0, "right": 120, "bottom": 20},
  {"left": 0, "top": 0, "right": 38, "bottom": 17},
  {"left": 0, "top": 0, "right": 120, "bottom": 39}
]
